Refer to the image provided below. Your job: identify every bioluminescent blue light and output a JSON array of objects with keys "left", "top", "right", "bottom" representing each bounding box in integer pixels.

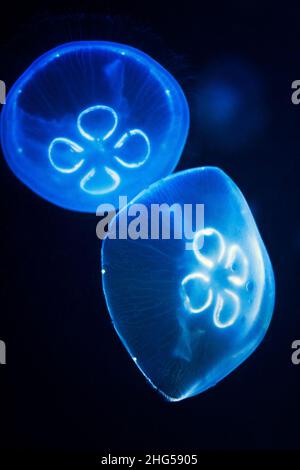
[
  {"left": 0, "top": 41, "right": 189, "bottom": 212},
  {"left": 101, "top": 167, "right": 275, "bottom": 401},
  {"left": 195, "top": 58, "right": 266, "bottom": 150}
]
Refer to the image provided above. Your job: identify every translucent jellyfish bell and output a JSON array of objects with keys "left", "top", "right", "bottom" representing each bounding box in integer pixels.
[
  {"left": 0, "top": 41, "right": 189, "bottom": 212},
  {"left": 102, "top": 167, "right": 275, "bottom": 401}
]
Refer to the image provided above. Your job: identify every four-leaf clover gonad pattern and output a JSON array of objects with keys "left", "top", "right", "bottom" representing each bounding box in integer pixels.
[
  {"left": 181, "top": 227, "right": 249, "bottom": 328},
  {"left": 48, "top": 104, "right": 151, "bottom": 195}
]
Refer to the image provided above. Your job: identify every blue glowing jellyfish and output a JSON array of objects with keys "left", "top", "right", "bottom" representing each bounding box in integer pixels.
[
  {"left": 0, "top": 42, "right": 189, "bottom": 212},
  {"left": 101, "top": 167, "right": 275, "bottom": 401}
]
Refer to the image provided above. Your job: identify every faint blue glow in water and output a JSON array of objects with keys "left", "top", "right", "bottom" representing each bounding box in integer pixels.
[
  {"left": 102, "top": 167, "right": 275, "bottom": 401},
  {"left": 194, "top": 58, "right": 266, "bottom": 150},
  {"left": 0, "top": 41, "right": 189, "bottom": 212}
]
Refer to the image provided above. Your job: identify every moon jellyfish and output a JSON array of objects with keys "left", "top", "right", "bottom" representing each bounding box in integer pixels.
[
  {"left": 0, "top": 41, "right": 189, "bottom": 212},
  {"left": 102, "top": 167, "right": 275, "bottom": 401}
]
